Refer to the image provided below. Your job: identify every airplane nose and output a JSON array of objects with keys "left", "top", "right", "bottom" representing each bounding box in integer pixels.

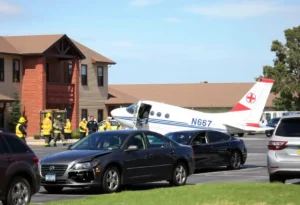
[{"left": 111, "top": 108, "right": 119, "bottom": 118}]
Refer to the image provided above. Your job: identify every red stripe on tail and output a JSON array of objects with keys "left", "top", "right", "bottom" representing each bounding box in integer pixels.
[
  {"left": 246, "top": 123, "right": 260, "bottom": 127},
  {"left": 230, "top": 103, "right": 251, "bottom": 112},
  {"left": 259, "top": 78, "right": 275, "bottom": 83}
]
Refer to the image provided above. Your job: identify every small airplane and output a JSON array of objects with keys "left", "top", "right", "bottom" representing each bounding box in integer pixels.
[{"left": 110, "top": 78, "right": 276, "bottom": 136}]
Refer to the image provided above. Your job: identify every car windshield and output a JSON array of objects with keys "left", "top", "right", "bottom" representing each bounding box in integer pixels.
[
  {"left": 70, "top": 132, "right": 129, "bottom": 150},
  {"left": 126, "top": 103, "right": 138, "bottom": 114},
  {"left": 275, "top": 118, "right": 300, "bottom": 137},
  {"left": 165, "top": 132, "right": 195, "bottom": 145}
]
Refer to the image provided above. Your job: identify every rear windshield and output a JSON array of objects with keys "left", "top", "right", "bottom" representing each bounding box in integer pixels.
[{"left": 275, "top": 118, "right": 300, "bottom": 137}]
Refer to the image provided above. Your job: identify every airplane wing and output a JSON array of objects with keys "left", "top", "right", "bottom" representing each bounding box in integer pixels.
[{"left": 224, "top": 123, "right": 275, "bottom": 132}]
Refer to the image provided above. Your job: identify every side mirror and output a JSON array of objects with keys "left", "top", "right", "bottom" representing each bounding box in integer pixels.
[{"left": 125, "top": 145, "right": 138, "bottom": 152}]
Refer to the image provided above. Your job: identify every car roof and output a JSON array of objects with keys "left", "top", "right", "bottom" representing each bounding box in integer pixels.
[
  {"left": 166, "top": 129, "right": 206, "bottom": 134},
  {"left": 280, "top": 114, "right": 300, "bottom": 119}
]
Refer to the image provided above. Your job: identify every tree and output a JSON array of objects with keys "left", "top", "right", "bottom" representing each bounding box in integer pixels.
[
  {"left": 9, "top": 91, "right": 22, "bottom": 132},
  {"left": 260, "top": 26, "right": 300, "bottom": 111}
]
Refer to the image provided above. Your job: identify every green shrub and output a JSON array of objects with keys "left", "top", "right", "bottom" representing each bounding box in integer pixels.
[
  {"left": 71, "top": 129, "right": 80, "bottom": 139},
  {"left": 33, "top": 134, "right": 41, "bottom": 140}
]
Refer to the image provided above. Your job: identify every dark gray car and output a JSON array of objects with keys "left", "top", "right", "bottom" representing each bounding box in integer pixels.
[{"left": 40, "top": 130, "right": 195, "bottom": 194}]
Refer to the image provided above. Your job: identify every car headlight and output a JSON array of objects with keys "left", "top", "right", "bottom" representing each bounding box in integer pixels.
[{"left": 71, "top": 161, "right": 99, "bottom": 170}]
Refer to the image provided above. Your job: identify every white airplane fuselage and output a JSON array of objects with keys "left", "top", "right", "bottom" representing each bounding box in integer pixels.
[{"left": 111, "top": 78, "right": 275, "bottom": 135}]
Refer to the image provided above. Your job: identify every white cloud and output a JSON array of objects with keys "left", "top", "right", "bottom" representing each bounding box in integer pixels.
[
  {"left": 130, "top": 0, "right": 161, "bottom": 7},
  {"left": 163, "top": 17, "right": 182, "bottom": 23},
  {"left": 183, "top": 1, "right": 300, "bottom": 18},
  {"left": 0, "top": 1, "right": 22, "bottom": 16}
]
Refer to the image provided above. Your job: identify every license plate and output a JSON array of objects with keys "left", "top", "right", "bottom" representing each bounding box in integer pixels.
[{"left": 45, "top": 174, "right": 56, "bottom": 182}]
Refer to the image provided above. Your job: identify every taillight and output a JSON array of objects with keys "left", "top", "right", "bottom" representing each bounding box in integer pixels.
[
  {"left": 268, "top": 141, "right": 287, "bottom": 150},
  {"left": 33, "top": 157, "right": 39, "bottom": 166}
]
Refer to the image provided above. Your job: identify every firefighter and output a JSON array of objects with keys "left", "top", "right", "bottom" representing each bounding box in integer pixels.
[
  {"left": 16, "top": 117, "right": 27, "bottom": 142},
  {"left": 104, "top": 116, "right": 112, "bottom": 131},
  {"left": 79, "top": 118, "right": 87, "bottom": 139},
  {"left": 53, "top": 115, "right": 66, "bottom": 146},
  {"left": 42, "top": 113, "right": 53, "bottom": 147},
  {"left": 64, "top": 118, "right": 72, "bottom": 143}
]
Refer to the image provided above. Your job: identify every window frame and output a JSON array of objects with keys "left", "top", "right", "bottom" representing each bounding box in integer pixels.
[
  {"left": 81, "top": 109, "right": 88, "bottom": 120},
  {"left": 0, "top": 58, "right": 4, "bottom": 82},
  {"left": 12, "top": 59, "right": 20, "bottom": 83},
  {"left": 97, "top": 109, "right": 103, "bottom": 123},
  {"left": 68, "top": 63, "right": 73, "bottom": 83},
  {"left": 143, "top": 132, "right": 169, "bottom": 148},
  {"left": 81, "top": 64, "right": 88, "bottom": 85},
  {"left": 206, "top": 131, "right": 227, "bottom": 143},
  {"left": 97, "top": 66, "right": 104, "bottom": 86},
  {"left": 125, "top": 133, "right": 147, "bottom": 150}
]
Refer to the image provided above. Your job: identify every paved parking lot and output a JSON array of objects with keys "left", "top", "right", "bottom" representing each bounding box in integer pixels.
[{"left": 26, "top": 134, "right": 282, "bottom": 204}]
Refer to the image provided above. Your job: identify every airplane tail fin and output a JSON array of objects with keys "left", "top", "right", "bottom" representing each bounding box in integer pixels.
[{"left": 229, "top": 78, "right": 275, "bottom": 128}]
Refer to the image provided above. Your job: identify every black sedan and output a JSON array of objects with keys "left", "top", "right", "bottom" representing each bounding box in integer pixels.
[
  {"left": 40, "top": 130, "right": 195, "bottom": 193},
  {"left": 165, "top": 130, "right": 247, "bottom": 170}
]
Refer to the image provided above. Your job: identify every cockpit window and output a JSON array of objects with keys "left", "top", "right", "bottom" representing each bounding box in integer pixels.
[{"left": 126, "top": 103, "right": 137, "bottom": 114}]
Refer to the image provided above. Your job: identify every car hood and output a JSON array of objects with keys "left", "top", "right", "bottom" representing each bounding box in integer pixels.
[{"left": 41, "top": 150, "right": 112, "bottom": 164}]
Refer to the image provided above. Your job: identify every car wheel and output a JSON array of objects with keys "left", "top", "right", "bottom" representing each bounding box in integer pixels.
[
  {"left": 228, "top": 151, "right": 242, "bottom": 170},
  {"left": 238, "top": 133, "right": 244, "bottom": 137},
  {"left": 169, "top": 162, "right": 187, "bottom": 186},
  {"left": 102, "top": 166, "right": 121, "bottom": 193},
  {"left": 5, "top": 176, "right": 31, "bottom": 205},
  {"left": 269, "top": 175, "right": 286, "bottom": 183},
  {"left": 44, "top": 186, "right": 64, "bottom": 194}
]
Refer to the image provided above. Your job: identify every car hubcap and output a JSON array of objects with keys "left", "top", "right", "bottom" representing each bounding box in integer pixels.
[
  {"left": 175, "top": 165, "right": 186, "bottom": 184},
  {"left": 106, "top": 170, "right": 119, "bottom": 190},
  {"left": 11, "top": 182, "right": 29, "bottom": 205},
  {"left": 232, "top": 152, "right": 241, "bottom": 168}
]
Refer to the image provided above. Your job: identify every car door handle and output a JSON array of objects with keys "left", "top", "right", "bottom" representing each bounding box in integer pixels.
[
  {"left": 6, "top": 158, "right": 15, "bottom": 163},
  {"left": 169, "top": 150, "right": 175, "bottom": 155}
]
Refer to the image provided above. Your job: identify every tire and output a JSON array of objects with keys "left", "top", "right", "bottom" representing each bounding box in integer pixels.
[
  {"left": 169, "top": 162, "right": 188, "bottom": 186},
  {"left": 102, "top": 166, "right": 121, "bottom": 193},
  {"left": 227, "top": 151, "right": 242, "bottom": 170},
  {"left": 44, "top": 186, "right": 64, "bottom": 194},
  {"left": 269, "top": 175, "right": 286, "bottom": 183},
  {"left": 230, "top": 134, "right": 235, "bottom": 136},
  {"left": 5, "top": 176, "right": 32, "bottom": 205},
  {"left": 238, "top": 133, "right": 244, "bottom": 137}
]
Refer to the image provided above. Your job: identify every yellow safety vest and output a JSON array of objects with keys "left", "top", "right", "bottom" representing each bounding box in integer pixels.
[
  {"left": 105, "top": 121, "right": 111, "bottom": 130},
  {"left": 79, "top": 121, "right": 87, "bottom": 133},
  {"left": 64, "top": 122, "right": 72, "bottom": 133},
  {"left": 42, "top": 118, "right": 52, "bottom": 135},
  {"left": 15, "top": 123, "right": 24, "bottom": 138}
]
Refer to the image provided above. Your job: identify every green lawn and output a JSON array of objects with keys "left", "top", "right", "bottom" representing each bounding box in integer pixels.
[{"left": 34, "top": 182, "right": 299, "bottom": 205}]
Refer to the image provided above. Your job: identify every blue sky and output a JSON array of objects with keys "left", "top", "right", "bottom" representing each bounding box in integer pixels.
[{"left": 1, "top": 0, "right": 300, "bottom": 84}]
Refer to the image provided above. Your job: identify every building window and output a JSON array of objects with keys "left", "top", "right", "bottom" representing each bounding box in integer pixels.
[
  {"left": 68, "top": 63, "right": 73, "bottom": 83},
  {"left": 46, "top": 63, "right": 50, "bottom": 82},
  {"left": 97, "top": 66, "right": 103, "bottom": 86},
  {"left": 0, "top": 58, "right": 4, "bottom": 82},
  {"left": 81, "top": 109, "right": 88, "bottom": 120},
  {"left": 97, "top": 109, "right": 103, "bottom": 122},
  {"left": 12, "top": 59, "right": 20, "bottom": 82},
  {"left": 81, "top": 64, "right": 87, "bottom": 85}
]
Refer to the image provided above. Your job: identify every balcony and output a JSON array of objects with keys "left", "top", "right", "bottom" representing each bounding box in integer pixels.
[{"left": 46, "top": 83, "right": 75, "bottom": 104}]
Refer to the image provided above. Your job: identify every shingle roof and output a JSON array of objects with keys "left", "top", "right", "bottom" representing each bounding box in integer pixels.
[
  {"left": 0, "top": 34, "right": 116, "bottom": 64},
  {"left": 71, "top": 39, "right": 116, "bottom": 65},
  {"left": 107, "top": 82, "right": 276, "bottom": 108},
  {"left": 0, "top": 94, "right": 15, "bottom": 102}
]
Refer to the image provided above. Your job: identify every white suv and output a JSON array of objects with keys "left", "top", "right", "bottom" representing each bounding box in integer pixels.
[{"left": 267, "top": 114, "right": 300, "bottom": 183}]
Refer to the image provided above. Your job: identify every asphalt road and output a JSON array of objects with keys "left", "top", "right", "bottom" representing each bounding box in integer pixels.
[{"left": 13, "top": 134, "right": 300, "bottom": 204}]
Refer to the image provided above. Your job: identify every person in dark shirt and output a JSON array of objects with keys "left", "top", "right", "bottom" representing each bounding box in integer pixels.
[{"left": 86, "top": 116, "right": 98, "bottom": 135}]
